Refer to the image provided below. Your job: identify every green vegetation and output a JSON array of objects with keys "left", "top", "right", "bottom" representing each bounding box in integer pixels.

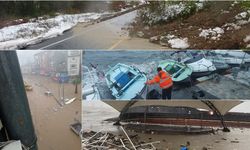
[
  {"left": 139, "top": 1, "right": 206, "bottom": 26},
  {"left": 240, "top": 1, "right": 250, "bottom": 9},
  {"left": 0, "top": 1, "right": 125, "bottom": 20}
]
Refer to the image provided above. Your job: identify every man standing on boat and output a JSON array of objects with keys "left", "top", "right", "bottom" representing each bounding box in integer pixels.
[{"left": 146, "top": 67, "right": 173, "bottom": 99}]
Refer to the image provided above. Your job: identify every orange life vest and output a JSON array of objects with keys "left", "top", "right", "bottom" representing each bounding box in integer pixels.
[{"left": 147, "top": 70, "right": 173, "bottom": 89}]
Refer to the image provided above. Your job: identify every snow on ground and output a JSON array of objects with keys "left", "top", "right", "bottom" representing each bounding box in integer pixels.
[
  {"left": 199, "top": 27, "right": 224, "bottom": 40},
  {"left": 199, "top": 10, "right": 250, "bottom": 43},
  {"left": 0, "top": 13, "right": 109, "bottom": 49},
  {"left": 244, "top": 35, "right": 250, "bottom": 43},
  {"left": 159, "top": 34, "right": 190, "bottom": 49},
  {"left": 168, "top": 38, "right": 189, "bottom": 49},
  {"left": 142, "top": 3, "right": 186, "bottom": 25},
  {"left": 141, "top": 1, "right": 204, "bottom": 25}
]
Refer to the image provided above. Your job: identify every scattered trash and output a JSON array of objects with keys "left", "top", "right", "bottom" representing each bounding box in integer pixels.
[
  {"left": 81, "top": 129, "right": 160, "bottom": 150},
  {"left": 70, "top": 122, "right": 81, "bottom": 136},
  {"left": 24, "top": 81, "right": 33, "bottom": 91},
  {"left": 44, "top": 90, "right": 52, "bottom": 96},
  {"left": 230, "top": 140, "right": 239, "bottom": 143},
  {"left": 64, "top": 97, "right": 77, "bottom": 105}
]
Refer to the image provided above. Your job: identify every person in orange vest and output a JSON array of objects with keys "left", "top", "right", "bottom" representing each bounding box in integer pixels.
[{"left": 146, "top": 67, "right": 173, "bottom": 99}]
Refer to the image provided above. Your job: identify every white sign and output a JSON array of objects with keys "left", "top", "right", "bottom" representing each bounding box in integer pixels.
[
  {"left": 67, "top": 56, "right": 80, "bottom": 76},
  {"left": 68, "top": 50, "right": 81, "bottom": 57}
]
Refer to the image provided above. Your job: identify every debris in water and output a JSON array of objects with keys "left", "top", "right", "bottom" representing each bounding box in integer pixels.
[
  {"left": 230, "top": 140, "right": 239, "bottom": 143},
  {"left": 65, "top": 97, "right": 76, "bottom": 105},
  {"left": 44, "top": 90, "right": 52, "bottom": 96}
]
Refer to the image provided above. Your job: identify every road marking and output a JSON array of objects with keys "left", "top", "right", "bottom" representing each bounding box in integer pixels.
[
  {"left": 108, "top": 38, "right": 126, "bottom": 50},
  {"left": 38, "top": 24, "right": 101, "bottom": 50}
]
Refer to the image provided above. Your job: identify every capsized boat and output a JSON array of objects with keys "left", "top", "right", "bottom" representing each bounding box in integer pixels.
[
  {"left": 105, "top": 63, "right": 147, "bottom": 100},
  {"left": 158, "top": 60, "right": 192, "bottom": 83}
]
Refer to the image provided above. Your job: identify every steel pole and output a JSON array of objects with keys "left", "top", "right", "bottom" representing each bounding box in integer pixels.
[{"left": 0, "top": 51, "right": 37, "bottom": 149}]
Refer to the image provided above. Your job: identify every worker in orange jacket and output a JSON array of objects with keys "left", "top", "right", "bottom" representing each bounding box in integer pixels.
[{"left": 146, "top": 67, "right": 173, "bottom": 99}]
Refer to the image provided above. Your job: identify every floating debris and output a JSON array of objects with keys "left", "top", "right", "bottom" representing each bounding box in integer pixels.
[
  {"left": 44, "top": 90, "right": 52, "bottom": 96},
  {"left": 64, "top": 97, "right": 76, "bottom": 105},
  {"left": 81, "top": 128, "right": 160, "bottom": 150}
]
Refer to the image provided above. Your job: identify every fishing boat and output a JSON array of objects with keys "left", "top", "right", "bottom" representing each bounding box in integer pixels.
[
  {"left": 158, "top": 60, "right": 192, "bottom": 83},
  {"left": 183, "top": 54, "right": 217, "bottom": 78},
  {"left": 105, "top": 63, "right": 147, "bottom": 100},
  {"left": 171, "top": 51, "right": 216, "bottom": 78}
]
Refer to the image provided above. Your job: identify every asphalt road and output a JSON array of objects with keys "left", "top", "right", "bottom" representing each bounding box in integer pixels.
[{"left": 27, "top": 11, "right": 163, "bottom": 50}]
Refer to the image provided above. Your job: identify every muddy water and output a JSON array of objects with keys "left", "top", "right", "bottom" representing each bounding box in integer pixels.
[
  {"left": 23, "top": 75, "right": 81, "bottom": 150},
  {"left": 82, "top": 101, "right": 250, "bottom": 150}
]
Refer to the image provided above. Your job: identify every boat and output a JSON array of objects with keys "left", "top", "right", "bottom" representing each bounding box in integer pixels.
[
  {"left": 183, "top": 54, "right": 217, "bottom": 78},
  {"left": 215, "top": 50, "right": 249, "bottom": 67},
  {"left": 105, "top": 63, "right": 147, "bottom": 100},
  {"left": 171, "top": 51, "right": 216, "bottom": 78},
  {"left": 158, "top": 60, "right": 192, "bottom": 83},
  {"left": 82, "top": 66, "right": 101, "bottom": 100},
  {"left": 202, "top": 51, "right": 230, "bottom": 73},
  {"left": 219, "top": 56, "right": 245, "bottom": 67}
]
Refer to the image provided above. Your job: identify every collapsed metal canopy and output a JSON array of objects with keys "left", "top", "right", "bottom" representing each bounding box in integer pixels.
[{"left": 103, "top": 100, "right": 242, "bottom": 115}]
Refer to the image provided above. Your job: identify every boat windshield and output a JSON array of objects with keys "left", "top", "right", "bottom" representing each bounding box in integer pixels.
[
  {"left": 184, "top": 54, "right": 203, "bottom": 64},
  {"left": 164, "top": 64, "right": 181, "bottom": 75}
]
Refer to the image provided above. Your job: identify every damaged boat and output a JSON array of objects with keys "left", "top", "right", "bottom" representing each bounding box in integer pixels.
[
  {"left": 171, "top": 51, "right": 216, "bottom": 78},
  {"left": 183, "top": 54, "right": 217, "bottom": 78},
  {"left": 105, "top": 63, "right": 147, "bottom": 100},
  {"left": 158, "top": 60, "right": 192, "bottom": 83}
]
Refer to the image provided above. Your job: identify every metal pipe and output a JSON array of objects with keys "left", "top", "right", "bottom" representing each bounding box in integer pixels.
[{"left": 0, "top": 51, "right": 37, "bottom": 149}]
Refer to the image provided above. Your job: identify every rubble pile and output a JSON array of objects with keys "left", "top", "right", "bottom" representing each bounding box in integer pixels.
[{"left": 81, "top": 130, "right": 160, "bottom": 150}]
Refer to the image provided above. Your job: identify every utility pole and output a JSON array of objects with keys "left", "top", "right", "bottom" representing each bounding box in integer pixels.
[{"left": 0, "top": 51, "right": 37, "bottom": 149}]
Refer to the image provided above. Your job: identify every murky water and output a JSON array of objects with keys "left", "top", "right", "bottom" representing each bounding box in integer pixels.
[{"left": 24, "top": 75, "right": 81, "bottom": 150}]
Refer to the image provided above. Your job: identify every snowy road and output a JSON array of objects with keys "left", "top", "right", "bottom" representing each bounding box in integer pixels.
[{"left": 26, "top": 11, "right": 163, "bottom": 50}]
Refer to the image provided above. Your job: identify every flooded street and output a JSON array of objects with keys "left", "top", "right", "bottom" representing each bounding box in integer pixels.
[
  {"left": 24, "top": 75, "right": 81, "bottom": 150},
  {"left": 82, "top": 100, "right": 250, "bottom": 150}
]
